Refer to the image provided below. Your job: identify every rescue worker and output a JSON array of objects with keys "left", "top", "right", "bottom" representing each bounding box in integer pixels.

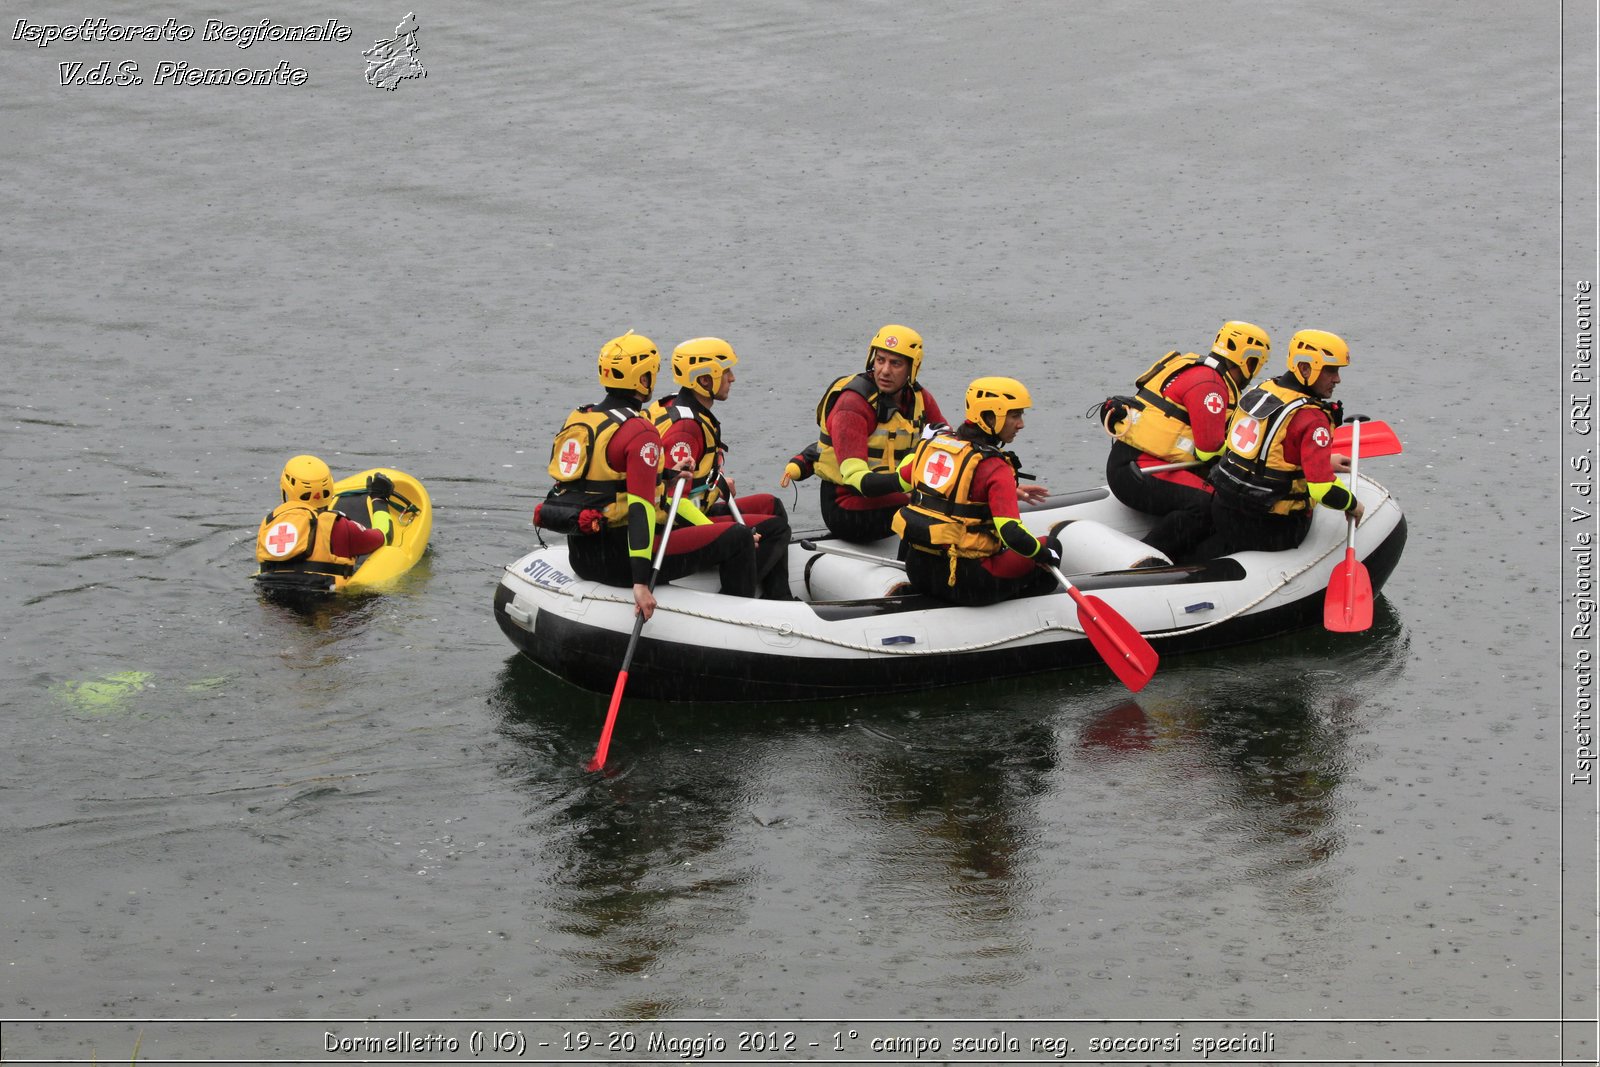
[
  {"left": 534, "top": 331, "right": 761, "bottom": 620},
  {"left": 1192, "top": 329, "right": 1362, "bottom": 558},
  {"left": 780, "top": 324, "right": 949, "bottom": 543},
  {"left": 892, "top": 377, "right": 1061, "bottom": 606},
  {"left": 255, "top": 454, "right": 390, "bottom": 593},
  {"left": 649, "top": 337, "right": 794, "bottom": 600},
  {"left": 1100, "top": 321, "right": 1271, "bottom": 561}
]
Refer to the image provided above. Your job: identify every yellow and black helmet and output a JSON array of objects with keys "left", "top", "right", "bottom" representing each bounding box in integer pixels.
[
  {"left": 867, "top": 324, "right": 924, "bottom": 384},
  {"left": 671, "top": 337, "right": 739, "bottom": 399},
  {"left": 1210, "top": 320, "right": 1271, "bottom": 381},
  {"left": 597, "top": 330, "right": 660, "bottom": 394},
  {"left": 1286, "top": 329, "right": 1350, "bottom": 387},
  {"left": 964, "top": 376, "right": 1032, "bottom": 434},
  {"left": 280, "top": 454, "right": 334, "bottom": 508}
]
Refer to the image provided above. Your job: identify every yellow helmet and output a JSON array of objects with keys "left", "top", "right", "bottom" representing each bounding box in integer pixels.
[
  {"left": 280, "top": 454, "right": 334, "bottom": 508},
  {"left": 964, "top": 376, "right": 1033, "bottom": 434},
  {"left": 597, "top": 330, "right": 660, "bottom": 393},
  {"left": 1286, "top": 329, "right": 1350, "bottom": 387},
  {"left": 671, "top": 337, "right": 739, "bottom": 398},
  {"left": 1210, "top": 320, "right": 1271, "bottom": 381},
  {"left": 867, "top": 324, "right": 924, "bottom": 384}
]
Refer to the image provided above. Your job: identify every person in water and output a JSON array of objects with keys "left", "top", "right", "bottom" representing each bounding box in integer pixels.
[{"left": 255, "top": 454, "right": 391, "bottom": 593}]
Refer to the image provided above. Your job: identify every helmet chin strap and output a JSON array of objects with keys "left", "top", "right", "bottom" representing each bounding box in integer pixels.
[
  {"left": 604, "top": 386, "right": 646, "bottom": 411},
  {"left": 959, "top": 418, "right": 1001, "bottom": 443}
]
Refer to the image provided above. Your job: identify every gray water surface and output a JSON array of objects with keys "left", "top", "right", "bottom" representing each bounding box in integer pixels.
[{"left": 2, "top": 2, "right": 1591, "bottom": 1063}]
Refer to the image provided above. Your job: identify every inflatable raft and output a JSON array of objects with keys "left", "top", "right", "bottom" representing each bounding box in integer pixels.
[
  {"left": 493, "top": 473, "right": 1405, "bottom": 701},
  {"left": 255, "top": 467, "right": 432, "bottom": 597}
]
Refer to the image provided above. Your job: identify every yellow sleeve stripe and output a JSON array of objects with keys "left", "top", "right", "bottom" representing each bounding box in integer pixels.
[
  {"left": 1306, "top": 479, "right": 1354, "bottom": 510},
  {"left": 625, "top": 492, "right": 656, "bottom": 558},
  {"left": 994, "top": 516, "right": 1044, "bottom": 555}
]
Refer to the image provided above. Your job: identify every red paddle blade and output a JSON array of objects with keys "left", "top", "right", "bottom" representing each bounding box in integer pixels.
[
  {"left": 1070, "top": 589, "right": 1159, "bottom": 692},
  {"left": 585, "top": 670, "right": 630, "bottom": 771},
  {"left": 1332, "top": 420, "right": 1403, "bottom": 458},
  {"left": 1324, "top": 549, "right": 1374, "bottom": 632}
]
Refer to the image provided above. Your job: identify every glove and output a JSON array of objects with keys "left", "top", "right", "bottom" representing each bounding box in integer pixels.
[
  {"left": 1036, "top": 544, "right": 1062, "bottom": 571},
  {"left": 920, "top": 421, "right": 954, "bottom": 441},
  {"left": 782, "top": 447, "right": 815, "bottom": 483},
  {"left": 666, "top": 470, "right": 695, "bottom": 499},
  {"left": 366, "top": 472, "right": 394, "bottom": 501}
]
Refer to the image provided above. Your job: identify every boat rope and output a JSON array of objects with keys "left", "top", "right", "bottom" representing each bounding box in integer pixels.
[
  {"left": 514, "top": 478, "right": 1393, "bottom": 655},
  {"left": 524, "top": 581, "right": 1072, "bottom": 654}
]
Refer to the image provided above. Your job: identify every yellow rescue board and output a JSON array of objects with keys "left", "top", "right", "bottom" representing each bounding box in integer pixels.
[{"left": 331, "top": 468, "right": 433, "bottom": 593}]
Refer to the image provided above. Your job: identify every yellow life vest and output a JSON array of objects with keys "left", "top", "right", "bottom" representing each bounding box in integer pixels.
[
  {"left": 813, "top": 372, "right": 928, "bottom": 487},
  {"left": 647, "top": 393, "right": 725, "bottom": 509},
  {"left": 255, "top": 502, "right": 356, "bottom": 591},
  {"left": 891, "top": 435, "right": 1009, "bottom": 584},
  {"left": 545, "top": 406, "right": 638, "bottom": 529},
  {"left": 1211, "top": 377, "right": 1333, "bottom": 515},
  {"left": 1115, "top": 350, "right": 1238, "bottom": 463}
]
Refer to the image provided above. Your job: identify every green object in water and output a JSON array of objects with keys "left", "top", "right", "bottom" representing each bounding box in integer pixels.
[{"left": 52, "top": 670, "right": 151, "bottom": 711}]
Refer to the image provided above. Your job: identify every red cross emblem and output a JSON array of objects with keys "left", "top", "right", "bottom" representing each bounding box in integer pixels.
[
  {"left": 265, "top": 521, "right": 299, "bottom": 557},
  {"left": 669, "top": 441, "right": 695, "bottom": 467},
  {"left": 557, "top": 438, "right": 583, "bottom": 477},
  {"left": 882, "top": 335, "right": 899, "bottom": 349},
  {"left": 1229, "top": 416, "right": 1261, "bottom": 453},
  {"left": 1312, "top": 425, "right": 1332, "bottom": 448},
  {"left": 1203, "top": 392, "right": 1225, "bottom": 415},
  {"left": 924, "top": 449, "right": 956, "bottom": 490}
]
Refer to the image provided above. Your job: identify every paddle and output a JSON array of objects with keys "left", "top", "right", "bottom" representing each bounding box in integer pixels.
[
  {"left": 800, "top": 542, "right": 1156, "bottom": 689},
  {"left": 1135, "top": 420, "right": 1401, "bottom": 479},
  {"left": 1137, "top": 459, "right": 1205, "bottom": 475},
  {"left": 719, "top": 475, "right": 746, "bottom": 525},
  {"left": 798, "top": 539, "right": 906, "bottom": 570},
  {"left": 1323, "top": 418, "right": 1375, "bottom": 632},
  {"left": 585, "top": 477, "right": 689, "bottom": 772},
  {"left": 1046, "top": 566, "right": 1159, "bottom": 692},
  {"left": 1332, "top": 418, "right": 1401, "bottom": 457}
]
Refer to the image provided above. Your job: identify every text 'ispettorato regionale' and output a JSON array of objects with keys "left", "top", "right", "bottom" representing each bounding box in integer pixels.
[{"left": 12, "top": 17, "right": 352, "bottom": 49}]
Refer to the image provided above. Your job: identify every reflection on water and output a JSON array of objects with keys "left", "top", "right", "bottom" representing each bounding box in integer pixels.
[
  {"left": 488, "top": 657, "right": 852, "bottom": 1014},
  {"left": 484, "top": 602, "right": 1410, "bottom": 1010},
  {"left": 249, "top": 550, "right": 435, "bottom": 628},
  {"left": 835, "top": 715, "right": 1059, "bottom": 994},
  {"left": 1077, "top": 599, "right": 1412, "bottom": 915},
  {"left": 253, "top": 589, "right": 383, "bottom": 633},
  {"left": 0, "top": 0, "right": 1560, "bottom": 1033}
]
